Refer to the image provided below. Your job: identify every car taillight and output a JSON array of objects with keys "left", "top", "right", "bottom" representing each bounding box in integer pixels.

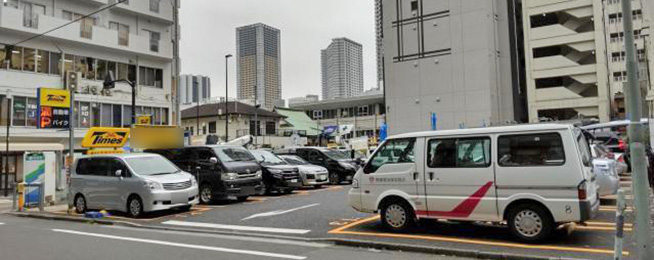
[
  {"left": 578, "top": 181, "right": 587, "bottom": 200},
  {"left": 618, "top": 155, "right": 625, "bottom": 163},
  {"left": 618, "top": 139, "right": 626, "bottom": 151}
]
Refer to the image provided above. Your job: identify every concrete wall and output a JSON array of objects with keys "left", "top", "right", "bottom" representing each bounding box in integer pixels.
[{"left": 382, "top": 0, "right": 517, "bottom": 135}]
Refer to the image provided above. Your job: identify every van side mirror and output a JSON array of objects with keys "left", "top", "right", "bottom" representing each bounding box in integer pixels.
[
  {"left": 114, "top": 169, "right": 122, "bottom": 177},
  {"left": 209, "top": 157, "right": 218, "bottom": 164}
]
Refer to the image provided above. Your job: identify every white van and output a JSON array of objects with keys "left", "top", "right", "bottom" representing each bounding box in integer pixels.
[{"left": 348, "top": 124, "right": 599, "bottom": 242}]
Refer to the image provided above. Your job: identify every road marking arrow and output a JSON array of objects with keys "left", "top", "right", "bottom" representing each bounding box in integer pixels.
[{"left": 241, "top": 203, "right": 320, "bottom": 221}]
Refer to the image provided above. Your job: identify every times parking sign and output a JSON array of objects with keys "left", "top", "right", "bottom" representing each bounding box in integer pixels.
[{"left": 37, "top": 88, "right": 70, "bottom": 129}]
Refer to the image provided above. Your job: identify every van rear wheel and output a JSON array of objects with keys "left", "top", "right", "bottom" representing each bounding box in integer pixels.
[
  {"left": 507, "top": 204, "right": 554, "bottom": 243},
  {"left": 74, "top": 194, "right": 87, "bottom": 214},
  {"left": 380, "top": 199, "right": 415, "bottom": 231}
]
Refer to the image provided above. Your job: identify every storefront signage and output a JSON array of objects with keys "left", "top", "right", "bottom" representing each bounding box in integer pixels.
[
  {"left": 38, "top": 88, "right": 70, "bottom": 108},
  {"left": 81, "top": 127, "right": 130, "bottom": 148},
  {"left": 136, "top": 115, "right": 151, "bottom": 125},
  {"left": 37, "top": 88, "right": 71, "bottom": 129},
  {"left": 130, "top": 125, "right": 183, "bottom": 149}
]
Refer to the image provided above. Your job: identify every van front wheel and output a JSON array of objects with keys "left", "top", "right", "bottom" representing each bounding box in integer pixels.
[
  {"left": 380, "top": 199, "right": 415, "bottom": 231},
  {"left": 507, "top": 204, "right": 554, "bottom": 243}
]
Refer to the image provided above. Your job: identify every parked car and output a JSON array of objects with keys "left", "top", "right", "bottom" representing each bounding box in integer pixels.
[
  {"left": 275, "top": 147, "right": 357, "bottom": 185},
  {"left": 249, "top": 150, "right": 303, "bottom": 194},
  {"left": 278, "top": 155, "right": 329, "bottom": 188},
  {"left": 69, "top": 153, "right": 199, "bottom": 218},
  {"left": 349, "top": 124, "right": 600, "bottom": 243},
  {"left": 590, "top": 144, "right": 619, "bottom": 196},
  {"left": 146, "top": 145, "right": 262, "bottom": 204}
]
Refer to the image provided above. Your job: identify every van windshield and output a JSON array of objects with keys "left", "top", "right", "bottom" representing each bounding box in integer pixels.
[
  {"left": 213, "top": 147, "right": 256, "bottom": 162},
  {"left": 125, "top": 156, "right": 180, "bottom": 176}
]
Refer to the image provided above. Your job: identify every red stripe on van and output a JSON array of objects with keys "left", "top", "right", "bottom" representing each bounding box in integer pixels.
[{"left": 415, "top": 181, "right": 494, "bottom": 218}]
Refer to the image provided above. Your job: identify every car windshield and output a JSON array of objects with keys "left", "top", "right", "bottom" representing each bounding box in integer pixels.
[
  {"left": 125, "top": 156, "right": 180, "bottom": 176},
  {"left": 250, "top": 150, "right": 286, "bottom": 165},
  {"left": 281, "top": 155, "right": 308, "bottom": 165},
  {"left": 213, "top": 147, "right": 256, "bottom": 162},
  {"left": 323, "top": 149, "right": 349, "bottom": 160}
]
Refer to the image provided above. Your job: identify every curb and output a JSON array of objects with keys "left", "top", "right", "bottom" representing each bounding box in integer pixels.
[{"left": 4, "top": 211, "right": 584, "bottom": 260}]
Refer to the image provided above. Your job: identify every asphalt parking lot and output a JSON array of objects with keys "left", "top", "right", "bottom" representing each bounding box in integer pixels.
[{"left": 49, "top": 178, "right": 639, "bottom": 260}]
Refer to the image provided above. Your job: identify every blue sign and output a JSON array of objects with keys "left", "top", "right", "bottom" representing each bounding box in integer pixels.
[
  {"left": 379, "top": 123, "right": 388, "bottom": 142},
  {"left": 323, "top": 125, "right": 339, "bottom": 136},
  {"left": 431, "top": 113, "right": 437, "bottom": 131}
]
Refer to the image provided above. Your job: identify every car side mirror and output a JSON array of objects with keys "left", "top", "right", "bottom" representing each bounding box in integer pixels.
[
  {"left": 115, "top": 169, "right": 122, "bottom": 177},
  {"left": 209, "top": 157, "right": 218, "bottom": 164}
]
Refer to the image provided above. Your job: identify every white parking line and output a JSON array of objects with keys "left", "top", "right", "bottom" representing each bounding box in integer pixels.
[
  {"left": 241, "top": 203, "right": 320, "bottom": 221},
  {"left": 0, "top": 222, "right": 5, "bottom": 225},
  {"left": 161, "top": 220, "right": 311, "bottom": 235},
  {"left": 52, "top": 229, "right": 306, "bottom": 260}
]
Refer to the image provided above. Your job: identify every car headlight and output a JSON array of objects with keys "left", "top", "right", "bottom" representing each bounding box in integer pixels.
[
  {"left": 269, "top": 169, "right": 283, "bottom": 174},
  {"left": 144, "top": 180, "right": 163, "bottom": 190},
  {"left": 190, "top": 177, "right": 197, "bottom": 186},
  {"left": 255, "top": 170, "right": 263, "bottom": 178},
  {"left": 221, "top": 172, "right": 239, "bottom": 181}
]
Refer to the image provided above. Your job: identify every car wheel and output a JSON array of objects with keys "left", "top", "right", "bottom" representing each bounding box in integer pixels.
[
  {"left": 380, "top": 199, "right": 415, "bottom": 231},
  {"left": 236, "top": 196, "right": 249, "bottom": 202},
  {"left": 329, "top": 172, "right": 340, "bottom": 185},
  {"left": 74, "top": 194, "right": 87, "bottom": 214},
  {"left": 507, "top": 204, "right": 554, "bottom": 243},
  {"left": 127, "top": 196, "right": 143, "bottom": 218},
  {"left": 199, "top": 185, "right": 213, "bottom": 204}
]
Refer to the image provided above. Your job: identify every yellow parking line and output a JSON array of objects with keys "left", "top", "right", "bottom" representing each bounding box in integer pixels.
[
  {"left": 332, "top": 230, "right": 628, "bottom": 256},
  {"left": 575, "top": 226, "right": 632, "bottom": 232},
  {"left": 328, "top": 215, "right": 629, "bottom": 256},
  {"left": 585, "top": 221, "right": 633, "bottom": 227}
]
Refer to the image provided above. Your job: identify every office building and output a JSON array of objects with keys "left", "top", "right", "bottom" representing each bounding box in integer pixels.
[
  {"left": 375, "top": 0, "right": 384, "bottom": 89},
  {"left": 321, "top": 38, "right": 364, "bottom": 100},
  {"left": 380, "top": 0, "right": 524, "bottom": 135},
  {"left": 180, "top": 74, "right": 211, "bottom": 105},
  {"left": 288, "top": 94, "right": 319, "bottom": 106},
  {"left": 236, "top": 23, "right": 282, "bottom": 110},
  {"left": 0, "top": 0, "right": 178, "bottom": 197}
]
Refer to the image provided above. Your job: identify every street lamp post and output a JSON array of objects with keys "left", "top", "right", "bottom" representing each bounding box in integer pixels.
[
  {"left": 225, "top": 54, "right": 233, "bottom": 142},
  {"left": 103, "top": 72, "right": 136, "bottom": 126}
]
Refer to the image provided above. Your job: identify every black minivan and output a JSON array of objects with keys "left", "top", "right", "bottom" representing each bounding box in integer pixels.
[
  {"left": 146, "top": 145, "right": 262, "bottom": 204},
  {"left": 275, "top": 147, "right": 357, "bottom": 185},
  {"left": 249, "top": 150, "right": 302, "bottom": 194}
]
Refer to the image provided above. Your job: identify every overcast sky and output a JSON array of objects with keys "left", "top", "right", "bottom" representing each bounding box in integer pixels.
[{"left": 179, "top": 0, "right": 377, "bottom": 101}]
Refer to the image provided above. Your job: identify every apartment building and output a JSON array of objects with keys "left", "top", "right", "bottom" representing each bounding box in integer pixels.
[
  {"left": 380, "top": 0, "right": 523, "bottom": 134},
  {"left": 603, "top": 0, "right": 654, "bottom": 119},
  {"left": 523, "top": 0, "right": 611, "bottom": 122},
  {"left": 180, "top": 74, "right": 211, "bottom": 105},
  {"left": 321, "top": 38, "right": 364, "bottom": 100},
  {"left": 288, "top": 94, "right": 319, "bottom": 106},
  {"left": 0, "top": 0, "right": 177, "bottom": 196},
  {"left": 236, "top": 23, "right": 282, "bottom": 110}
]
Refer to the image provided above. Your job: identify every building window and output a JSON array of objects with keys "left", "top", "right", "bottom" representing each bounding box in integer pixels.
[
  {"left": 122, "top": 105, "right": 132, "bottom": 127},
  {"left": 312, "top": 110, "right": 323, "bottom": 119},
  {"left": 112, "top": 104, "right": 122, "bottom": 127},
  {"left": 101, "top": 103, "right": 112, "bottom": 126},
  {"left": 202, "top": 125, "right": 207, "bottom": 135},
  {"left": 22, "top": 47, "right": 36, "bottom": 72},
  {"left": 36, "top": 50, "right": 49, "bottom": 74},
  {"left": 139, "top": 66, "right": 163, "bottom": 88},
  {"left": 637, "top": 49, "right": 646, "bottom": 61},
  {"left": 12, "top": 97, "right": 26, "bottom": 126},
  {"left": 208, "top": 121, "right": 217, "bottom": 134},
  {"left": 144, "top": 30, "right": 160, "bottom": 52},
  {"left": 150, "top": 0, "right": 160, "bottom": 13},
  {"left": 92, "top": 103, "right": 101, "bottom": 127},
  {"left": 10, "top": 46, "right": 22, "bottom": 70},
  {"left": 250, "top": 120, "right": 261, "bottom": 136},
  {"left": 357, "top": 106, "right": 369, "bottom": 116},
  {"left": 109, "top": 22, "right": 130, "bottom": 46},
  {"left": 266, "top": 121, "right": 276, "bottom": 135},
  {"left": 22, "top": 2, "right": 45, "bottom": 29}
]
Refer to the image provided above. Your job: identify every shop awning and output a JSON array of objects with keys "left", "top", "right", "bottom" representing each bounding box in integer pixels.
[{"left": 1, "top": 142, "right": 65, "bottom": 152}]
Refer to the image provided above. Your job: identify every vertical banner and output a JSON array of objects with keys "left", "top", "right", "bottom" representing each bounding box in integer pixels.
[
  {"left": 23, "top": 152, "right": 45, "bottom": 207},
  {"left": 431, "top": 112, "right": 437, "bottom": 131}
]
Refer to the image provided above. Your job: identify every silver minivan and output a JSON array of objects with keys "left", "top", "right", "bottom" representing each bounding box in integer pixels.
[{"left": 69, "top": 153, "right": 199, "bottom": 217}]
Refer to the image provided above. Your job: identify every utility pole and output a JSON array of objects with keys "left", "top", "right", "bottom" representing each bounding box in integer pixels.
[
  {"left": 225, "top": 54, "right": 233, "bottom": 142},
  {"left": 253, "top": 86, "right": 258, "bottom": 147},
  {"left": 3, "top": 89, "right": 10, "bottom": 197},
  {"left": 621, "top": 0, "right": 653, "bottom": 258},
  {"left": 195, "top": 80, "right": 200, "bottom": 136},
  {"left": 172, "top": 0, "right": 181, "bottom": 127}
]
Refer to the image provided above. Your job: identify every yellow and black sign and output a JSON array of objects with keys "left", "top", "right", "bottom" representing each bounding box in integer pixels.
[
  {"left": 130, "top": 125, "right": 183, "bottom": 149},
  {"left": 38, "top": 88, "right": 70, "bottom": 108},
  {"left": 136, "top": 115, "right": 151, "bottom": 125},
  {"left": 82, "top": 127, "right": 130, "bottom": 148}
]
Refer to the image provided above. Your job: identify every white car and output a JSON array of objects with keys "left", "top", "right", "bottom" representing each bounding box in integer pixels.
[
  {"left": 590, "top": 144, "right": 619, "bottom": 196},
  {"left": 278, "top": 155, "right": 330, "bottom": 188}
]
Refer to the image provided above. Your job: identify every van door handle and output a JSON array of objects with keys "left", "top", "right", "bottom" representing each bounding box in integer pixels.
[
  {"left": 428, "top": 172, "right": 434, "bottom": 181},
  {"left": 413, "top": 172, "right": 419, "bottom": 181}
]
